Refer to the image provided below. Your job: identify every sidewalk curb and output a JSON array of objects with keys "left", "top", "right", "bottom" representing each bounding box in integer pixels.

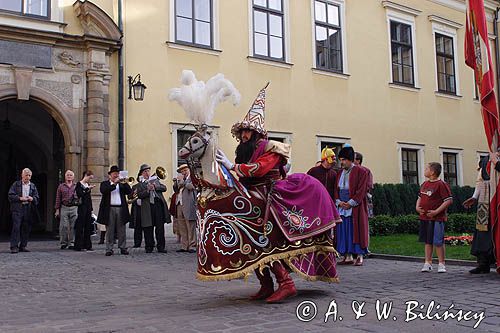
[{"left": 369, "top": 253, "right": 476, "bottom": 267}]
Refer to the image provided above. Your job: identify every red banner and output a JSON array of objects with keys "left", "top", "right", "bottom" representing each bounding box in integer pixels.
[{"left": 465, "top": 0, "right": 500, "bottom": 272}]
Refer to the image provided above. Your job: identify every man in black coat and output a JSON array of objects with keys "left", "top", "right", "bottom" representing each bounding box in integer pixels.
[
  {"left": 98, "top": 165, "right": 132, "bottom": 256},
  {"left": 8, "top": 168, "right": 40, "bottom": 253}
]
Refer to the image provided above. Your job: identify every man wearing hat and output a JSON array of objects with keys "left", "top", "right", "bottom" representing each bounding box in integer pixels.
[
  {"left": 173, "top": 164, "right": 197, "bottom": 253},
  {"left": 334, "top": 146, "right": 370, "bottom": 266},
  {"left": 129, "top": 171, "right": 144, "bottom": 248},
  {"left": 98, "top": 165, "right": 133, "bottom": 256},
  {"left": 136, "top": 164, "right": 171, "bottom": 253},
  {"left": 307, "top": 147, "right": 337, "bottom": 200}
]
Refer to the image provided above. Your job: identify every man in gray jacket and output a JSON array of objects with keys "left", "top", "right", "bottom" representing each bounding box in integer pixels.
[
  {"left": 136, "top": 164, "right": 171, "bottom": 253},
  {"left": 174, "top": 164, "right": 197, "bottom": 253}
]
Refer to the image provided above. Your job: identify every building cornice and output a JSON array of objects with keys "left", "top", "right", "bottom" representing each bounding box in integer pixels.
[
  {"left": 428, "top": 15, "right": 463, "bottom": 29},
  {"left": 0, "top": 24, "right": 121, "bottom": 52},
  {"left": 382, "top": 1, "right": 422, "bottom": 16},
  {"left": 73, "top": 0, "right": 122, "bottom": 41},
  {"left": 426, "top": 0, "right": 499, "bottom": 13}
]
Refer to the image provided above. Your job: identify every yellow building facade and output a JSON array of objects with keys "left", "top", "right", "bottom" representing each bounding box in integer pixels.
[
  {"left": 0, "top": 0, "right": 499, "bottom": 232},
  {"left": 120, "top": 0, "right": 500, "bottom": 189}
]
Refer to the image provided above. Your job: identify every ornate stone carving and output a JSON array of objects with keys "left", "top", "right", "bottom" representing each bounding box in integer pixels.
[
  {"left": 71, "top": 75, "right": 82, "bottom": 84},
  {"left": 58, "top": 51, "right": 81, "bottom": 68},
  {"left": 35, "top": 79, "right": 73, "bottom": 107},
  {"left": 0, "top": 75, "right": 10, "bottom": 84}
]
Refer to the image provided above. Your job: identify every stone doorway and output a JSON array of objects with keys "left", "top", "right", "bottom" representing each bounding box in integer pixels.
[{"left": 0, "top": 99, "right": 66, "bottom": 236}]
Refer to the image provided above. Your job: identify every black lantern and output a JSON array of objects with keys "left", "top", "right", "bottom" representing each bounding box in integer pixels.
[{"left": 128, "top": 74, "right": 147, "bottom": 101}]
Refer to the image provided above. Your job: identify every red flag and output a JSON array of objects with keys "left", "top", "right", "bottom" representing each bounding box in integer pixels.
[{"left": 465, "top": 0, "right": 500, "bottom": 272}]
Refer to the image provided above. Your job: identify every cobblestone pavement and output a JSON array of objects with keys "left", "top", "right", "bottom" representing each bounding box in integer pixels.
[{"left": 0, "top": 234, "right": 499, "bottom": 333}]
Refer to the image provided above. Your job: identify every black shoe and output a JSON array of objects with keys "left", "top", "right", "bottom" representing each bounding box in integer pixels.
[
  {"left": 157, "top": 248, "right": 168, "bottom": 253},
  {"left": 10, "top": 248, "right": 18, "bottom": 254},
  {"left": 120, "top": 249, "right": 129, "bottom": 255},
  {"left": 133, "top": 245, "right": 141, "bottom": 248},
  {"left": 86, "top": 248, "right": 94, "bottom": 252},
  {"left": 105, "top": 251, "right": 113, "bottom": 256},
  {"left": 61, "top": 245, "right": 67, "bottom": 250},
  {"left": 73, "top": 248, "right": 82, "bottom": 252},
  {"left": 469, "top": 266, "right": 490, "bottom": 274},
  {"left": 145, "top": 249, "right": 153, "bottom": 253},
  {"left": 98, "top": 241, "right": 104, "bottom": 245},
  {"left": 68, "top": 245, "right": 74, "bottom": 250},
  {"left": 19, "top": 248, "right": 30, "bottom": 252},
  {"left": 176, "top": 249, "right": 188, "bottom": 253},
  {"left": 188, "top": 249, "right": 196, "bottom": 253}
]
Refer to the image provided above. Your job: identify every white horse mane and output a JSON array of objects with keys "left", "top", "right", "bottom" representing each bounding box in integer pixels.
[{"left": 168, "top": 70, "right": 241, "bottom": 125}]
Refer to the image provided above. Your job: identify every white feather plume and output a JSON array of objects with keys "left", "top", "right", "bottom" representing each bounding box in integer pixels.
[{"left": 168, "top": 70, "right": 241, "bottom": 125}]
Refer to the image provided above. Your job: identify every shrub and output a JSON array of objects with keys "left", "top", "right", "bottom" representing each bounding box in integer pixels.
[
  {"left": 372, "top": 183, "right": 475, "bottom": 216},
  {"left": 369, "top": 213, "right": 475, "bottom": 236}
]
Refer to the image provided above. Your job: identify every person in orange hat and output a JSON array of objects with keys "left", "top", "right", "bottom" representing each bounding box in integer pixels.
[{"left": 307, "top": 147, "right": 337, "bottom": 200}]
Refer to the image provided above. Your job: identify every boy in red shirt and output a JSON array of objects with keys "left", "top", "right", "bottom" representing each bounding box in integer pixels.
[{"left": 416, "top": 162, "right": 453, "bottom": 273}]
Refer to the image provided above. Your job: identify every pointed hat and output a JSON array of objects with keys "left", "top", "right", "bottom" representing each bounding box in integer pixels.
[{"left": 231, "top": 82, "right": 269, "bottom": 139}]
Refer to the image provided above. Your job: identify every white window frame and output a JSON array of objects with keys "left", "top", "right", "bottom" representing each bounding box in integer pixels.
[
  {"left": 316, "top": 135, "right": 350, "bottom": 161},
  {"left": 267, "top": 131, "right": 292, "bottom": 144},
  {"left": 170, "top": 123, "right": 219, "bottom": 177},
  {"left": 439, "top": 147, "right": 463, "bottom": 186},
  {"left": 430, "top": 18, "right": 461, "bottom": 97},
  {"left": 248, "top": 0, "right": 291, "bottom": 64},
  {"left": 310, "top": 0, "right": 348, "bottom": 75},
  {"left": 0, "top": 0, "right": 64, "bottom": 33},
  {"left": 397, "top": 142, "right": 425, "bottom": 184},
  {"left": 383, "top": 3, "right": 421, "bottom": 88},
  {"left": 169, "top": 0, "right": 220, "bottom": 51},
  {"left": 477, "top": 151, "right": 489, "bottom": 161}
]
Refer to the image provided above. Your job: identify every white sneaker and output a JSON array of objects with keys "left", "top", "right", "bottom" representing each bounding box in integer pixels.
[
  {"left": 438, "top": 263, "right": 447, "bottom": 273},
  {"left": 421, "top": 263, "right": 432, "bottom": 272}
]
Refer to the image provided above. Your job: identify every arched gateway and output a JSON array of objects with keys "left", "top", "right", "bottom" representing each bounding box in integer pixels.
[{"left": 0, "top": 0, "right": 121, "bottom": 235}]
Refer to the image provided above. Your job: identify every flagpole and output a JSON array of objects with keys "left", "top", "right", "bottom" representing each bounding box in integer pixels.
[{"left": 494, "top": 7, "right": 500, "bottom": 110}]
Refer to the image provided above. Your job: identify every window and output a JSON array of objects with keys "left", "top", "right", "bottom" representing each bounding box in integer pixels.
[
  {"left": 390, "top": 21, "right": 414, "bottom": 86},
  {"left": 442, "top": 152, "right": 457, "bottom": 186},
  {"left": 435, "top": 33, "right": 456, "bottom": 94},
  {"left": 171, "top": 123, "right": 219, "bottom": 176},
  {"left": 176, "top": 129, "right": 196, "bottom": 167},
  {"left": 252, "top": 0, "right": 285, "bottom": 60},
  {"left": 402, "top": 148, "right": 419, "bottom": 185},
  {"left": 314, "top": 0, "right": 342, "bottom": 72},
  {"left": 175, "top": 0, "right": 213, "bottom": 48},
  {"left": 0, "top": 0, "right": 49, "bottom": 17}
]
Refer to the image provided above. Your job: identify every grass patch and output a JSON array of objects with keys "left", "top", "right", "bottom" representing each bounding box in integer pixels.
[{"left": 370, "top": 234, "right": 475, "bottom": 261}]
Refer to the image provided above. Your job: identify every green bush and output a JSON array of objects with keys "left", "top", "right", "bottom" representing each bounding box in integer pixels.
[
  {"left": 373, "top": 183, "right": 475, "bottom": 216},
  {"left": 369, "top": 215, "right": 399, "bottom": 236},
  {"left": 369, "top": 213, "right": 475, "bottom": 236}
]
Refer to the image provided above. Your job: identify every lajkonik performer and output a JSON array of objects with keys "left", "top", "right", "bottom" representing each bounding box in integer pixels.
[{"left": 170, "top": 71, "right": 341, "bottom": 303}]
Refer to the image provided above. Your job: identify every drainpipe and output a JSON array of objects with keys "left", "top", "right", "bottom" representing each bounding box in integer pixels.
[
  {"left": 495, "top": 8, "right": 500, "bottom": 109},
  {"left": 118, "top": 0, "right": 125, "bottom": 169}
]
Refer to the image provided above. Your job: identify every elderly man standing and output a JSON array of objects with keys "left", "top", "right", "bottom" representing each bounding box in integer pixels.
[
  {"left": 136, "top": 164, "right": 171, "bottom": 253},
  {"left": 55, "top": 170, "right": 78, "bottom": 249},
  {"left": 8, "top": 168, "right": 40, "bottom": 253},
  {"left": 98, "top": 165, "right": 132, "bottom": 256},
  {"left": 174, "top": 164, "right": 197, "bottom": 253}
]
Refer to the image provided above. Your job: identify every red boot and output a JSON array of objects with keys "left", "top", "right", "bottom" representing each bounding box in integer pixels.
[
  {"left": 250, "top": 267, "right": 274, "bottom": 300},
  {"left": 266, "top": 261, "right": 297, "bottom": 303}
]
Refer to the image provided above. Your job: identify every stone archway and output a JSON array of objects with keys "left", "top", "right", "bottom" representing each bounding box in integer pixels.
[{"left": 0, "top": 97, "right": 68, "bottom": 234}]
